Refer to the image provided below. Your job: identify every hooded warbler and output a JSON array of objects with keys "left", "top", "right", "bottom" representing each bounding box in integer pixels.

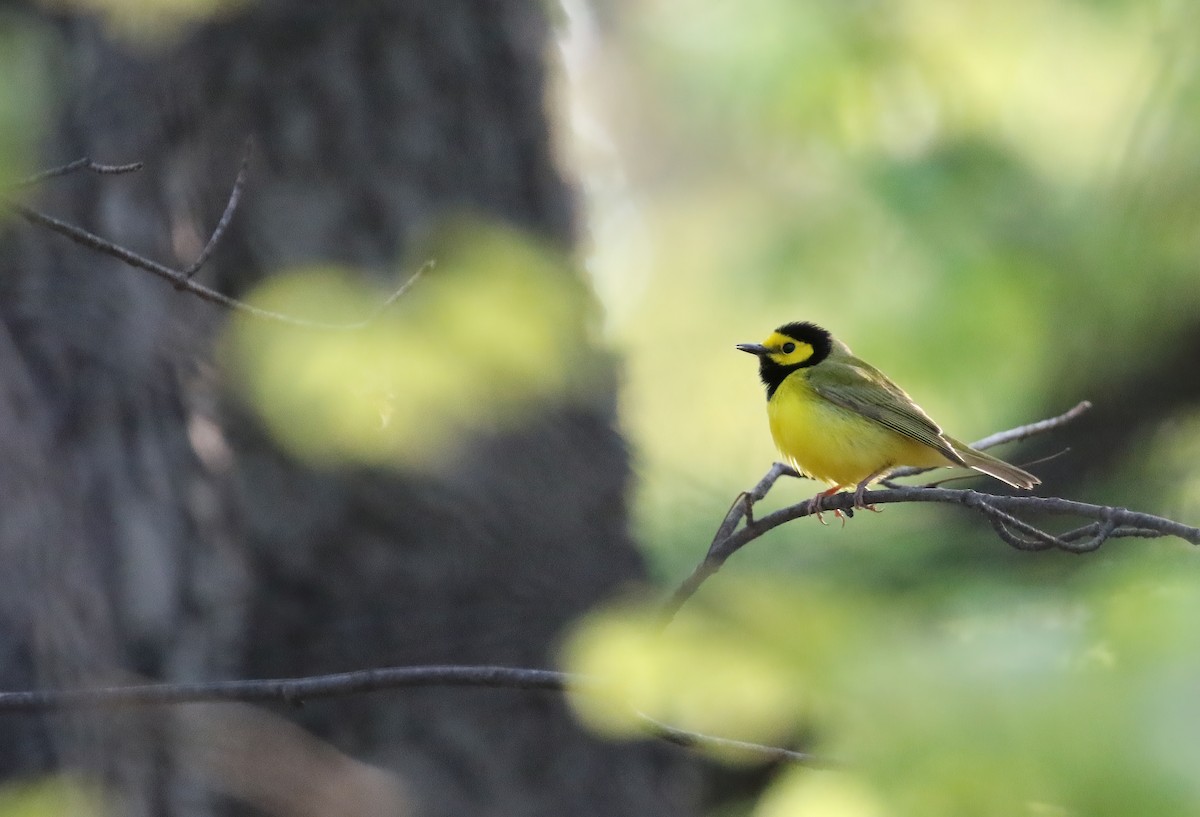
[{"left": 737, "top": 321, "right": 1039, "bottom": 515}]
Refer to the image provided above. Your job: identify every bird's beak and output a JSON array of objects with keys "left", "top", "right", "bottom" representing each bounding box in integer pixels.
[{"left": 736, "top": 343, "right": 771, "bottom": 356}]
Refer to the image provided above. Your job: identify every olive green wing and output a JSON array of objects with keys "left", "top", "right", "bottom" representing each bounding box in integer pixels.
[{"left": 808, "top": 354, "right": 966, "bottom": 466}]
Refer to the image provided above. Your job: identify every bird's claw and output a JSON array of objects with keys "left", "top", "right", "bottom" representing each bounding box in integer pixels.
[
  {"left": 810, "top": 483, "right": 880, "bottom": 525},
  {"left": 851, "top": 484, "right": 881, "bottom": 513},
  {"left": 811, "top": 492, "right": 829, "bottom": 525},
  {"left": 811, "top": 487, "right": 850, "bottom": 526}
]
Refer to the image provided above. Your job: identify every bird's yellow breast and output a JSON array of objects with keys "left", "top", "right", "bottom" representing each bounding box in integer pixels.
[{"left": 766, "top": 370, "right": 948, "bottom": 487}]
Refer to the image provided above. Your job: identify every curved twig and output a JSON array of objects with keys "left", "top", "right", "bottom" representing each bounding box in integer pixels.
[{"left": 179, "top": 141, "right": 253, "bottom": 283}]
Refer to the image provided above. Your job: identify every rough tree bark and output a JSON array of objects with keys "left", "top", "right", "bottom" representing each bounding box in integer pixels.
[{"left": 0, "top": 2, "right": 702, "bottom": 815}]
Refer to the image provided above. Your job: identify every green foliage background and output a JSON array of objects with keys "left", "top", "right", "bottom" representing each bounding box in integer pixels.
[
  {"left": 559, "top": 0, "right": 1200, "bottom": 813},
  {"left": 569, "top": 0, "right": 1200, "bottom": 577}
]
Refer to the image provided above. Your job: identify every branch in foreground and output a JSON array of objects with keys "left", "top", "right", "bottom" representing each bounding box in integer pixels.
[
  {"left": 6, "top": 147, "right": 427, "bottom": 329},
  {"left": 0, "top": 664, "right": 828, "bottom": 768},
  {"left": 662, "top": 403, "right": 1199, "bottom": 624}
]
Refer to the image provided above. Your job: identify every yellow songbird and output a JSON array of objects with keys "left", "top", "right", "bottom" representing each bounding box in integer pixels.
[{"left": 737, "top": 321, "right": 1038, "bottom": 515}]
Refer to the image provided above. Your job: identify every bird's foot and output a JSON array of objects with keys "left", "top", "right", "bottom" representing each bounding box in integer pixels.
[
  {"left": 852, "top": 474, "right": 886, "bottom": 513},
  {"left": 811, "top": 486, "right": 846, "bottom": 526}
]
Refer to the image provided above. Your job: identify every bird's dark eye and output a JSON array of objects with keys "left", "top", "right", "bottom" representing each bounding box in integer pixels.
[{"left": 781, "top": 342, "right": 796, "bottom": 354}]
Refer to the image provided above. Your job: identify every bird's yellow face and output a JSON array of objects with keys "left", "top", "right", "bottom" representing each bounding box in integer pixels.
[
  {"left": 738, "top": 321, "right": 835, "bottom": 398},
  {"left": 756, "top": 331, "right": 821, "bottom": 367}
]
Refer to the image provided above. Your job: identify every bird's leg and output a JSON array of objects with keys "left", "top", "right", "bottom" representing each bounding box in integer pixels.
[
  {"left": 810, "top": 485, "right": 844, "bottom": 525},
  {"left": 852, "top": 468, "right": 890, "bottom": 512}
]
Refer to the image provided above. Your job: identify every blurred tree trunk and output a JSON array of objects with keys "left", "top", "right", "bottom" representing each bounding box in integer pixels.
[{"left": 0, "top": 2, "right": 700, "bottom": 815}]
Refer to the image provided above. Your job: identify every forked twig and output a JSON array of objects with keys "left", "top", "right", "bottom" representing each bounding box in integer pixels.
[{"left": 6, "top": 145, "right": 426, "bottom": 328}]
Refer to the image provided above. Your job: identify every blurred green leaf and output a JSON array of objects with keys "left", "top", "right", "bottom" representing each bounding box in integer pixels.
[
  {"left": 0, "top": 776, "right": 108, "bottom": 817},
  {"left": 226, "top": 219, "right": 601, "bottom": 469},
  {"left": 561, "top": 557, "right": 1200, "bottom": 815},
  {"left": 753, "top": 770, "right": 887, "bottom": 817}
]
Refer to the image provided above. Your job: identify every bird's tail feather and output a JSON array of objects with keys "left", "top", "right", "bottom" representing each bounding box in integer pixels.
[{"left": 948, "top": 439, "right": 1040, "bottom": 491}]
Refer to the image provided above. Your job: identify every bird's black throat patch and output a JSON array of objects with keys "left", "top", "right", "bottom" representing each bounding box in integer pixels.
[{"left": 759, "top": 322, "right": 834, "bottom": 399}]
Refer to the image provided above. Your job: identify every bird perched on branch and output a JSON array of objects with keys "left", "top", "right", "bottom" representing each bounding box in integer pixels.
[{"left": 737, "top": 321, "right": 1039, "bottom": 519}]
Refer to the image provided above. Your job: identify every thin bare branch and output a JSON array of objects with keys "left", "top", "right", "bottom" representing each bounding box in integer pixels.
[
  {"left": 16, "top": 157, "right": 144, "bottom": 188},
  {"left": 1059, "top": 522, "right": 1165, "bottom": 542},
  {"left": 0, "top": 665, "right": 571, "bottom": 711},
  {"left": 636, "top": 713, "right": 838, "bottom": 769},
  {"left": 886, "top": 401, "right": 1092, "bottom": 482},
  {"left": 340, "top": 259, "right": 435, "bottom": 329},
  {"left": 0, "top": 664, "right": 830, "bottom": 767},
  {"left": 660, "top": 462, "right": 799, "bottom": 626},
  {"left": 661, "top": 562, "right": 721, "bottom": 627},
  {"left": 664, "top": 404, "right": 1197, "bottom": 623},
  {"left": 9, "top": 200, "right": 345, "bottom": 326},
  {"left": 967, "top": 400, "right": 1093, "bottom": 450},
  {"left": 667, "top": 486, "right": 1199, "bottom": 620},
  {"left": 988, "top": 516, "right": 1053, "bottom": 551},
  {"left": 1068, "top": 517, "right": 1118, "bottom": 553},
  {"left": 179, "top": 140, "right": 252, "bottom": 283},
  {"left": 967, "top": 496, "right": 1067, "bottom": 551},
  {"left": 6, "top": 154, "right": 427, "bottom": 329}
]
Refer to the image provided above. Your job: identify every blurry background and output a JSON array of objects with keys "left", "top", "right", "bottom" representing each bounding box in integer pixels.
[
  {"left": 557, "top": 0, "right": 1200, "bottom": 581},
  {"left": 0, "top": 0, "right": 704, "bottom": 815},
  {"left": 0, "top": 0, "right": 1198, "bottom": 815},
  {"left": 554, "top": 0, "right": 1200, "bottom": 813}
]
